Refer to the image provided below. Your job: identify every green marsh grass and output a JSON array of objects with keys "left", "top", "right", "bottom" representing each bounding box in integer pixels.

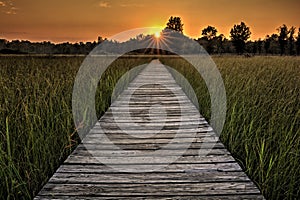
[
  {"left": 1, "top": 55, "right": 299, "bottom": 199},
  {"left": 0, "top": 55, "right": 151, "bottom": 199},
  {"left": 161, "top": 56, "right": 300, "bottom": 199}
]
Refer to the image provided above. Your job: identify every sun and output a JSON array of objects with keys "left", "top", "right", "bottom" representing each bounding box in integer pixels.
[{"left": 154, "top": 31, "right": 161, "bottom": 39}]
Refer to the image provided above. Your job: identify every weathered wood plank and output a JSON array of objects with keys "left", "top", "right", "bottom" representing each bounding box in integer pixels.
[
  {"left": 81, "top": 138, "right": 219, "bottom": 145},
  {"left": 63, "top": 155, "right": 237, "bottom": 165},
  {"left": 57, "top": 162, "right": 242, "bottom": 173},
  {"left": 87, "top": 130, "right": 214, "bottom": 137},
  {"left": 89, "top": 126, "right": 213, "bottom": 134},
  {"left": 99, "top": 117, "right": 206, "bottom": 123},
  {"left": 35, "top": 195, "right": 265, "bottom": 200},
  {"left": 38, "top": 182, "right": 261, "bottom": 196},
  {"left": 96, "top": 123, "right": 209, "bottom": 130},
  {"left": 76, "top": 142, "right": 226, "bottom": 150},
  {"left": 116, "top": 96, "right": 193, "bottom": 101},
  {"left": 71, "top": 148, "right": 228, "bottom": 156},
  {"left": 48, "top": 171, "right": 251, "bottom": 184},
  {"left": 98, "top": 115, "right": 203, "bottom": 121}
]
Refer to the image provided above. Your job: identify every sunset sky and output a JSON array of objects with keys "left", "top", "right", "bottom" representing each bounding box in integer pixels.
[{"left": 0, "top": 0, "right": 299, "bottom": 43}]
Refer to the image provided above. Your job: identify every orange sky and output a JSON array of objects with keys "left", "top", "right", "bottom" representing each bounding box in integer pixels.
[{"left": 0, "top": 0, "right": 299, "bottom": 43}]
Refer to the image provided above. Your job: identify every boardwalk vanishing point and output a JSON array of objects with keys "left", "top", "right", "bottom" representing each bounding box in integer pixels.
[{"left": 35, "top": 60, "right": 264, "bottom": 199}]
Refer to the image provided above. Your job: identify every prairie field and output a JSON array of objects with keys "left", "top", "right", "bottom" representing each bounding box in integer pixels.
[{"left": 0, "top": 55, "right": 299, "bottom": 199}]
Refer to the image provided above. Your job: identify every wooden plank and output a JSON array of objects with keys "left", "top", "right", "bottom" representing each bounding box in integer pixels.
[
  {"left": 86, "top": 132, "right": 214, "bottom": 138},
  {"left": 109, "top": 105, "right": 198, "bottom": 109},
  {"left": 89, "top": 126, "right": 213, "bottom": 133},
  {"left": 83, "top": 130, "right": 218, "bottom": 140},
  {"left": 58, "top": 162, "right": 242, "bottom": 173},
  {"left": 84, "top": 135, "right": 216, "bottom": 141},
  {"left": 92, "top": 126, "right": 212, "bottom": 132},
  {"left": 38, "top": 182, "right": 261, "bottom": 196},
  {"left": 48, "top": 171, "right": 251, "bottom": 184},
  {"left": 69, "top": 148, "right": 230, "bottom": 157},
  {"left": 102, "top": 112, "right": 203, "bottom": 118},
  {"left": 111, "top": 102, "right": 194, "bottom": 106},
  {"left": 97, "top": 119, "right": 207, "bottom": 126},
  {"left": 105, "top": 111, "right": 202, "bottom": 117},
  {"left": 76, "top": 142, "right": 226, "bottom": 150},
  {"left": 81, "top": 138, "right": 219, "bottom": 145},
  {"left": 35, "top": 195, "right": 265, "bottom": 200},
  {"left": 99, "top": 117, "right": 206, "bottom": 123},
  {"left": 63, "top": 155, "right": 237, "bottom": 165},
  {"left": 116, "top": 96, "right": 192, "bottom": 100}
]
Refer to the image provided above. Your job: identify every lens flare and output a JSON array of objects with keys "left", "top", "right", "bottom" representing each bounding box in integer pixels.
[{"left": 154, "top": 31, "right": 161, "bottom": 39}]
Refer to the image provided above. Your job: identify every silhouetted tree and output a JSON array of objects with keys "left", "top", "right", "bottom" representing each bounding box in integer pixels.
[
  {"left": 269, "top": 34, "right": 281, "bottom": 54},
  {"left": 98, "top": 36, "right": 104, "bottom": 43},
  {"left": 296, "top": 28, "right": 300, "bottom": 55},
  {"left": 257, "top": 39, "right": 263, "bottom": 54},
  {"left": 202, "top": 26, "right": 218, "bottom": 40},
  {"left": 166, "top": 16, "right": 184, "bottom": 33},
  {"left": 277, "top": 24, "right": 289, "bottom": 55},
  {"left": 264, "top": 35, "right": 271, "bottom": 54},
  {"left": 216, "top": 34, "right": 226, "bottom": 54},
  {"left": 250, "top": 41, "right": 257, "bottom": 55},
  {"left": 200, "top": 26, "right": 219, "bottom": 53},
  {"left": 0, "top": 39, "right": 7, "bottom": 49},
  {"left": 288, "top": 26, "right": 296, "bottom": 55},
  {"left": 230, "top": 22, "right": 251, "bottom": 54}
]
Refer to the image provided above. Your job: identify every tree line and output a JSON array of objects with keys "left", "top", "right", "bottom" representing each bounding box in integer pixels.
[
  {"left": 0, "top": 39, "right": 102, "bottom": 55},
  {"left": 0, "top": 16, "right": 299, "bottom": 55},
  {"left": 166, "top": 16, "right": 300, "bottom": 55}
]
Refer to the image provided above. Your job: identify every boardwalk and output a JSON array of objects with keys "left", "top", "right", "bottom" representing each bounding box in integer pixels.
[{"left": 35, "top": 60, "right": 264, "bottom": 199}]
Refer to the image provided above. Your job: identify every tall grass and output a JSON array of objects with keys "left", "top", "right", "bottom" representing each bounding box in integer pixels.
[
  {"left": 0, "top": 56, "right": 80, "bottom": 199},
  {"left": 161, "top": 56, "right": 300, "bottom": 199},
  {"left": 1, "top": 55, "right": 299, "bottom": 199},
  {"left": 0, "top": 55, "right": 151, "bottom": 199}
]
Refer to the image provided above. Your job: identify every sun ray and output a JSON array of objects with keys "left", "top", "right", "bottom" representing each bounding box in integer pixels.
[{"left": 154, "top": 31, "right": 161, "bottom": 39}]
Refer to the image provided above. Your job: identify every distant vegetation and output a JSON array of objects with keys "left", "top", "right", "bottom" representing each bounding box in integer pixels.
[
  {"left": 1, "top": 16, "right": 300, "bottom": 56},
  {"left": 0, "top": 39, "right": 100, "bottom": 55}
]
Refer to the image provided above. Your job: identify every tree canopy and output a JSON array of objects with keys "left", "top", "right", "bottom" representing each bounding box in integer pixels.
[
  {"left": 165, "top": 16, "right": 184, "bottom": 33},
  {"left": 202, "top": 26, "right": 218, "bottom": 40},
  {"left": 230, "top": 22, "right": 251, "bottom": 54},
  {"left": 277, "top": 24, "right": 289, "bottom": 55}
]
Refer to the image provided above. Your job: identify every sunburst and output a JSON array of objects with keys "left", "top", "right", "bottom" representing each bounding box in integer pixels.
[{"left": 154, "top": 31, "right": 161, "bottom": 39}]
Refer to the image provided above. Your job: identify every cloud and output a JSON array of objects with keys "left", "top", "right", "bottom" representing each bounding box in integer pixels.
[
  {"left": 120, "top": 4, "right": 144, "bottom": 8},
  {"left": 6, "top": 5, "right": 17, "bottom": 14},
  {"left": 0, "top": 31, "right": 27, "bottom": 35},
  {"left": 5, "top": 7, "right": 17, "bottom": 15},
  {"left": 0, "top": 1, "right": 6, "bottom": 6},
  {"left": 99, "top": 1, "right": 111, "bottom": 8},
  {"left": 0, "top": 0, "right": 18, "bottom": 14}
]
